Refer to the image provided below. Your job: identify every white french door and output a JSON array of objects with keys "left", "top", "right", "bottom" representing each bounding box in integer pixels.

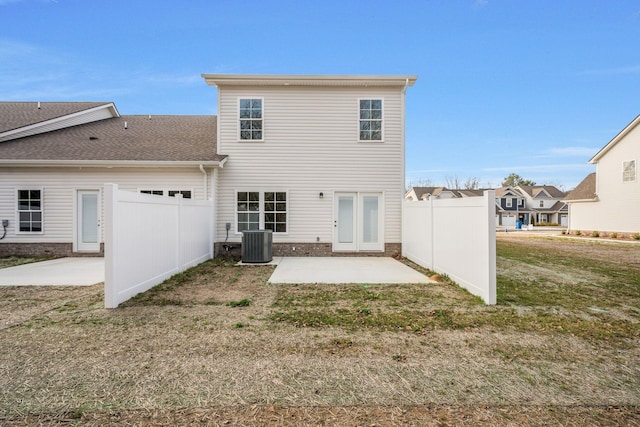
[
  {"left": 333, "top": 192, "right": 383, "bottom": 252},
  {"left": 76, "top": 190, "right": 100, "bottom": 252}
]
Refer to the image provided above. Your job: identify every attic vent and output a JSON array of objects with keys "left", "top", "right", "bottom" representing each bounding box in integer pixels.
[
  {"left": 124, "top": 121, "right": 128, "bottom": 130},
  {"left": 37, "top": 102, "right": 41, "bottom": 109},
  {"left": 89, "top": 136, "right": 98, "bottom": 140}
]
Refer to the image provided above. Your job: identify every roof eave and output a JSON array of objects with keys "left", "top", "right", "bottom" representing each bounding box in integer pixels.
[
  {"left": 202, "top": 74, "right": 418, "bottom": 88},
  {"left": 0, "top": 159, "right": 226, "bottom": 168},
  {"left": 590, "top": 114, "right": 640, "bottom": 164}
]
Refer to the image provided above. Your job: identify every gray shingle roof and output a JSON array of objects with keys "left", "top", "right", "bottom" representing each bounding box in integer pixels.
[
  {"left": 0, "top": 114, "right": 223, "bottom": 162},
  {"left": 564, "top": 173, "right": 597, "bottom": 201},
  {"left": 0, "top": 102, "right": 110, "bottom": 133}
]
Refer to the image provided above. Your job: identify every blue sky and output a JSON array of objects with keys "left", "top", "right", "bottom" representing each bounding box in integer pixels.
[{"left": 1, "top": 0, "right": 639, "bottom": 189}]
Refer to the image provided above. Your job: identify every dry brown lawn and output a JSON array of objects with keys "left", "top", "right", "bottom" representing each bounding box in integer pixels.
[{"left": 0, "top": 236, "right": 639, "bottom": 426}]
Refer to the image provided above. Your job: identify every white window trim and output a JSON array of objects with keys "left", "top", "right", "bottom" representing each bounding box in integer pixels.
[
  {"left": 506, "top": 198, "right": 512, "bottom": 208},
  {"left": 16, "top": 188, "right": 44, "bottom": 234},
  {"left": 234, "top": 190, "right": 288, "bottom": 235},
  {"left": 623, "top": 159, "right": 636, "bottom": 183},
  {"left": 237, "top": 97, "right": 265, "bottom": 142},
  {"left": 358, "top": 97, "right": 384, "bottom": 142}
]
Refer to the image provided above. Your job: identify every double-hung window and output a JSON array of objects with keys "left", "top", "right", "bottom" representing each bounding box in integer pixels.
[
  {"left": 506, "top": 198, "right": 512, "bottom": 208},
  {"left": 239, "top": 98, "right": 263, "bottom": 141},
  {"left": 236, "top": 191, "right": 287, "bottom": 233},
  {"left": 623, "top": 160, "right": 636, "bottom": 183},
  {"left": 359, "top": 99, "right": 383, "bottom": 141},
  {"left": 17, "top": 189, "right": 42, "bottom": 233}
]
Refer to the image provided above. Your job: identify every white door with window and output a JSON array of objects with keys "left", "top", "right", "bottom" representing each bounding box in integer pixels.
[
  {"left": 333, "top": 192, "right": 383, "bottom": 252},
  {"left": 77, "top": 190, "right": 100, "bottom": 252}
]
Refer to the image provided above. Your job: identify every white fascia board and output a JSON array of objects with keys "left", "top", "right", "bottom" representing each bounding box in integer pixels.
[
  {"left": 590, "top": 114, "right": 640, "bottom": 164},
  {"left": 202, "top": 74, "right": 418, "bottom": 88},
  {"left": 0, "top": 103, "right": 120, "bottom": 142},
  {"left": 0, "top": 159, "right": 224, "bottom": 168}
]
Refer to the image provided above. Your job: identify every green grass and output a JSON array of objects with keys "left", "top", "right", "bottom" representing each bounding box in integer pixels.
[{"left": 269, "top": 239, "right": 640, "bottom": 343}]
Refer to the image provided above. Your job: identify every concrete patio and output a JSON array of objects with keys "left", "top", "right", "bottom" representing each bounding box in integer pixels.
[
  {"left": 0, "top": 257, "right": 105, "bottom": 286},
  {"left": 267, "top": 257, "right": 432, "bottom": 284}
]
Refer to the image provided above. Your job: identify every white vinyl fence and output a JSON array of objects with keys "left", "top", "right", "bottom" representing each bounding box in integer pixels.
[
  {"left": 402, "top": 190, "right": 496, "bottom": 304},
  {"left": 104, "top": 183, "right": 214, "bottom": 308}
]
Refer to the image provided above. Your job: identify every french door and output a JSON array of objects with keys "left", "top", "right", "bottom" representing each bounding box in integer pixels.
[
  {"left": 76, "top": 190, "right": 100, "bottom": 252},
  {"left": 333, "top": 192, "right": 383, "bottom": 252}
]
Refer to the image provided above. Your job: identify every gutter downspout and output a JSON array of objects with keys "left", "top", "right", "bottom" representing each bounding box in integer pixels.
[{"left": 199, "top": 164, "right": 208, "bottom": 199}]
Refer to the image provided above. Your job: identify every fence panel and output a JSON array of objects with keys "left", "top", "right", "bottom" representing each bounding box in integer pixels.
[
  {"left": 104, "top": 184, "right": 213, "bottom": 308},
  {"left": 402, "top": 190, "right": 496, "bottom": 304}
]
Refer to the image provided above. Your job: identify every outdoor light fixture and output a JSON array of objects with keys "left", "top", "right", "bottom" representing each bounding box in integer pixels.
[{"left": 319, "top": 192, "right": 324, "bottom": 199}]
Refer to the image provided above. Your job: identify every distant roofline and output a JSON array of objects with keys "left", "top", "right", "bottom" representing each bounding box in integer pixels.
[{"left": 202, "top": 74, "right": 418, "bottom": 88}]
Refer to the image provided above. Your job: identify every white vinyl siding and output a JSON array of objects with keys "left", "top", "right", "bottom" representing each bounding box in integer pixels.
[
  {"left": 216, "top": 86, "right": 405, "bottom": 246},
  {"left": 569, "top": 121, "right": 640, "bottom": 233},
  {"left": 0, "top": 167, "right": 211, "bottom": 243}
]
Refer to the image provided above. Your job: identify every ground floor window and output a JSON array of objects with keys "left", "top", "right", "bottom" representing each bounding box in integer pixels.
[
  {"left": 236, "top": 191, "right": 287, "bottom": 233},
  {"left": 140, "top": 189, "right": 192, "bottom": 198},
  {"left": 17, "top": 189, "right": 42, "bottom": 232}
]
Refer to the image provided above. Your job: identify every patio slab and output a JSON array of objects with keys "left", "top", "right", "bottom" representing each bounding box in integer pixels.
[
  {"left": 268, "top": 257, "right": 431, "bottom": 284},
  {"left": 0, "top": 257, "right": 105, "bottom": 286}
]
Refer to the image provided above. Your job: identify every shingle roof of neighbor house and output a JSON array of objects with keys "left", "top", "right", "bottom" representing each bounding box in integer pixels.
[
  {"left": 517, "top": 185, "right": 566, "bottom": 199},
  {"left": 564, "top": 173, "right": 597, "bottom": 202},
  {"left": 0, "top": 102, "right": 223, "bottom": 163},
  {"left": 0, "top": 102, "right": 110, "bottom": 133}
]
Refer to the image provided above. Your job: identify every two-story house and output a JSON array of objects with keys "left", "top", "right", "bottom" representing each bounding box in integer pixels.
[
  {"left": 204, "top": 74, "right": 417, "bottom": 256},
  {"left": 565, "top": 114, "right": 639, "bottom": 233},
  {"left": 494, "top": 186, "right": 528, "bottom": 227},
  {"left": 0, "top": 74, "right": 416, "bottom": 257},
  {"left": 515, "top": 185, "right": 568, "bottom": 226}
]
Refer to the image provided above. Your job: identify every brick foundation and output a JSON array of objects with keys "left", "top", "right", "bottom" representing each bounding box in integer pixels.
[
  {"left": 214, "top": 242, "right": 401, "bottom": 259},
  {"left": 0, "top": 242, "right": 104, "bottom": 258}
]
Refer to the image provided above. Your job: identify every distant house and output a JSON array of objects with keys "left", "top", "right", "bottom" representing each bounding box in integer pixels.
[
  {"left": 516, "top": 185, "right": 568, "bottom": 226},
  {"left": 0, "top": 74, "right": 418, "bottom": 257},
  {"left": 565, "top": 115, "right": 639, "bottom": 233},
  {"left": 0, "top": 102, "right": 225, "bottom": 256},
  {"left": 494, "top": 186, "right": 527, "bottom": 227},
  {"left": 405, "top": 186, "right": 459, "bottom": 201},
  {"left": 494, "top": 185, "right": 566, "bottom": 227}
]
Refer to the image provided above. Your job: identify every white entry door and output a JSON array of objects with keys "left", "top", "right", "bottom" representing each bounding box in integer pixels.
[
  {"left": 77, "top": 190, "right": 100, "bottom": 252},
  {"left": 333, "top": 192, "right": 383, "bottom": 252}
]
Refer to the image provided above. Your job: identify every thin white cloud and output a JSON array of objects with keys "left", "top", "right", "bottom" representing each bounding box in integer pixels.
[
  {"left": 473, "top": 0, "right": 488, "bottom": 8},
  {"left": 537, "top": 146, "right": 598, "bottom": 158},
  {"left": 483, "top": 163, "right": 592, "bottom": 173},
  {"left": 579, "top": 65, "right": 640, "bottom": 76}
]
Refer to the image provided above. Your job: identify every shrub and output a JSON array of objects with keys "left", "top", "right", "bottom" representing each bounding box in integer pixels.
[
  {"left": 632, "top": 233, "right": 640, "bottom": 241},
  {"left": 575, "top": 230, "right": 582, "bottom": 236},
  {"left": 591, "top": 230, "right": 600, "bottom": 238},
  {"left": 610, "top": 232, "right": 618, "bottom": 239}
]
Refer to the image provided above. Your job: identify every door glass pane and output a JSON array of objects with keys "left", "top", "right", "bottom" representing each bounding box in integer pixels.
[
  {"left": 338, "top": 196, "right": 354, "bottom": 243},
  {"left": 362, "top": 196, "right": 378, "bottom": 243},
  {"left": 82, "top": 194, "right": 98, "bottom": 243}
]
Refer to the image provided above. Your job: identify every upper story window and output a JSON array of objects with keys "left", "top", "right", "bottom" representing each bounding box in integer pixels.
[
  {"left": 506, "top": 198, "right": 512, "bottom": 208},
  {"left": 359, "top": 99, "right": 383, "bottom": 141},
  {"left": 539, "top": 200, "right": 544, "bottom": 208},
  {"left": 239, "top": 98, "right": 263, "bottom": 141},
  {"left": 17, "top": 189, "right": 42, "bottom": 233},
  {"left": 623, "top": 160, "right": 636, "bottom": 183}
]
